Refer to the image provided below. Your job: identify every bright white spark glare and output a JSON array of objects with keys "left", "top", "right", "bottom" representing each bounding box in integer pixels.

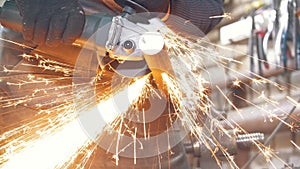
[
  {"left": 97, "top": 76, "right": 148, "bottom": 123},
  {"left": 1, "top": 75, "right": 149, "bottom": 169},
  {"left": 2, "top": 120, "right": 89, "bottom": 169}
]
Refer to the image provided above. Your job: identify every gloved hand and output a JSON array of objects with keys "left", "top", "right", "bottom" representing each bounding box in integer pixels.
[
  {"left": 15, "top": 0, "right": 85, "bottom": 46},
  {"left": 114, "top": 0, "right": 169, "bottom": 13}
]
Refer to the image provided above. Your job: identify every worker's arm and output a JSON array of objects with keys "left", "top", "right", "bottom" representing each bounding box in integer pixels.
[
  {"left": 114, "top": 0, "right": 224, "bottom": 34},
  {"left": 114, "top": 0, "right": 170, "bottom": 13},
  {"left": 170, "top": 0, "right": 224, "bottom": 34}
]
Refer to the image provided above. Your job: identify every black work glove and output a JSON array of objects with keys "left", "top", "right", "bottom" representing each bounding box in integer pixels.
[
  {"left": 15, "top": 0, "right": 85, "bottom": 46},
  {"left": 114, "top": 0, "right": 169, "bottom": 13}
]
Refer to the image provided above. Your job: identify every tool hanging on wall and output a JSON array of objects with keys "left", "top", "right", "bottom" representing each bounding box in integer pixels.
[
  {"left": 274, "top": 0, "right": 300, "bottom": 70},
  {"left": 248, "top": 0, "right": 300, "bottom": 73},
  {"left": 248, "top": 6, "right": 270, "bottom": 77},
  {"left": 262, "top": 4, "right": 277, "bottom": 67},
  {"left": 248, "top": 9, "right": 256, "bottom": 76}
]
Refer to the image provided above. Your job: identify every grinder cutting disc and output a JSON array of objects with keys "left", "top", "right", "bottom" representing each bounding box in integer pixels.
[{"left": 73, "top": 11, "right": 210, "bottom": 159}]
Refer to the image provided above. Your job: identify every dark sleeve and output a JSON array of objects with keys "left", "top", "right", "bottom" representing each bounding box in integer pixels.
[{"left": 170, "top": 0, "right": 224, "bottom": 34}]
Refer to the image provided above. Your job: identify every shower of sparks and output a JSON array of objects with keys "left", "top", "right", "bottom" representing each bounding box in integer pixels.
[
  {"left": 291, "top": 140, "right": 300, "bottom": 151},
  {"left": 209, "top": 13, "right": 233, "bottom": 20},
  {"left": 159, "top": 25, "right": 300, "bottom": 168},
  {"left": 0, "top": 20, "right": 300, "bottom": 169}
]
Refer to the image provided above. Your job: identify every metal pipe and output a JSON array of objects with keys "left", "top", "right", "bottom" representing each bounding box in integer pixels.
[
  {"left": 223, "top": 96, "right": 300, "bottom": 133},
  {"left": 241, "top": 97, "right": 300, "bottom": 169},
  {"left": 184, "top": 132, "right": 264, "bottom": 158}
]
